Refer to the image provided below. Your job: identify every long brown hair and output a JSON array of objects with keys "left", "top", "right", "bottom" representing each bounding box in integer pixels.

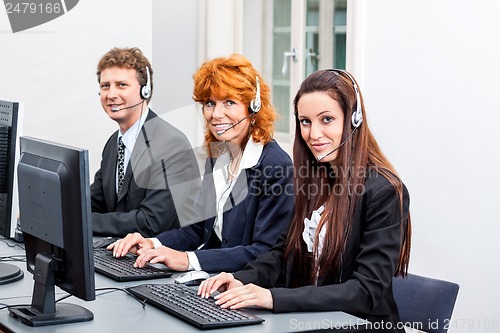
[
  {"left": 192, "top": 54, "right": 276, "bottom": 157},
  {"left": 285, "top": 69, "right": 411, "bottom": 285}
]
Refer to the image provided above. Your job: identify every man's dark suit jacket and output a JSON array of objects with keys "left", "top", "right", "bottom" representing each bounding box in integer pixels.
[
  {"left": 91, "top": 110, "right": 200, "bottom": 237},
  {"left": 233, "top": 169, "right": 410, "bottom": 333},
  {"left": 156, "top": 140, "right": 294, "bottom": 273}
]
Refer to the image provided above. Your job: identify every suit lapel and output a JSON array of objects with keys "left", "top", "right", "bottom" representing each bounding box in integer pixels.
[
  {"left": 223, "top": 171, "right": 248, "bottom": 211},
  {"left": 117, "top": 111, "right": 157, "bottom": 203},
  {"left": 104, "top": 132, "right": 119, "bottom": 208}
]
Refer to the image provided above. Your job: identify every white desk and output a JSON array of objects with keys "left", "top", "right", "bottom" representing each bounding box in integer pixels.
[{"left": 1, "top": 238, "right": 368, "bottom": 332}]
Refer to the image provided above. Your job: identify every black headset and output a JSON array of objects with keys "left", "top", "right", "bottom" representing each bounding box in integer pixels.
[
  {"left": 248, "top": 76, "right": 261, "bottom": 114},
  {"left": 140, "top": 66, "right": 152, "bottom": 100},
  {"left": 328, "top": 69, "right": 363, "bottom": 129}
]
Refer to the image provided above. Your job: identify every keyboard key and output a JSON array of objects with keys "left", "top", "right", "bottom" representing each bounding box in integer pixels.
[{"left": 126, "top": 284, "right": 264, "bottom": 329}]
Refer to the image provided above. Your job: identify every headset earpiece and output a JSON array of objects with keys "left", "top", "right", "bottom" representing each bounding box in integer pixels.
[
  {"left": 328, "top": 69, "right": 363, "bottom": 128},
  {"left": 249, "top": 76, "right": 261, "bottom": 114},
  {"left": 351, "top": 108, "right": 362, "bottom": 128},
  {"left": 140, "top": 66, "right": 152, "bottom": 100},
  {"left": 350, "top": 81, "right": 363, "bottom": 128}
]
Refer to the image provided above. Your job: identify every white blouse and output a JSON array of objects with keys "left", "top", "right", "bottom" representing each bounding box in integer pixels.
[{"left": 302, "top": 205, "right": 326, "bottom": 259}]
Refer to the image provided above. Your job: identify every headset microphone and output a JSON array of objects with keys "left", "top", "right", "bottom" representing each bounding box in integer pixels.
[
  {"left": 316, "top": 126, "right": 358, "bottom": 161},
  {"left": 316, "top": 69, "right": 364, "bottom": 161},
  {"left": 111, "top": 100, "right": 144, "bottom": 112},
  {"left": 106, "top": 66, "right": 151, "bottom": 112},
  {"left": 216, "top": 114, "right": 253, "bottom": 136}
]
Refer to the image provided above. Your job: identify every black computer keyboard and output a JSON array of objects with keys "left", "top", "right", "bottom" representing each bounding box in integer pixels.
[
  {"left": 126, "top": 284, "right": 264, "bottom": 329},
  {"left": 93, "top": 248, "right": 172, "bottom": 282}
]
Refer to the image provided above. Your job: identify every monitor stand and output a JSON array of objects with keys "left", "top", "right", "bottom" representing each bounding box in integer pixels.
[
  {"left": 0, "top": 263, "right": 23, "bottom": 285},
  {"left": 8, "top": 253, "right": 93, "bottom": 327}
]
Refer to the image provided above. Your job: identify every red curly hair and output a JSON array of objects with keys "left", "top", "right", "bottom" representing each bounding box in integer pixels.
[{"left": 193, "top": 54, "right": 276, "bottom": 157}]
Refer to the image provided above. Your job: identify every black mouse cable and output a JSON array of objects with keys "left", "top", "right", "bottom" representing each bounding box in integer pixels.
[
  {"left": 52, "top": 288, "right": 147, "bottom": 309},
  {"left": 94, "top": 287, "right": 147, "bottom": 308},
  {"left": 0, "top": 288, "right": 149, "bottom": 314},
  {"left": 0, "top": 254, "right": 26, "bottom": 262},
  {"left": 0, "top": 302, "right": 31, "bottom": 312},
  {"left": 0, "top": 236, "right": 25, "bottom": 251},
  {"left": 0, "top": 288, "right": 147, "bottom": 313}
]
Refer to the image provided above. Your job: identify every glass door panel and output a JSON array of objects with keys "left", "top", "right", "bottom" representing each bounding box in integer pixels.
[
  {"left": 305, "top": 0, "right": 347, "bottom": 74},
  {"left": 305, "top": 0, "right": 320, "bottom": 76},
  {"left": 242, "top": 0, "right": 347, "bottom": 151},
  {"left": 272, "top": 0, "right": 292, "bottom": 134},
  {"left": 333, "top": 0, "right": 347, "bottom": 69}
]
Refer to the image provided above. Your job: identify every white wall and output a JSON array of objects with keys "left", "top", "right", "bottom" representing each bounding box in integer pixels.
[
  {"left": 151, "top": 0, "right": 204, "bottom": 157},
  {"left": 0, "top": 0, "right": 152, "bottom": 177},
  {"left": 200, "top": 0, "right": 242, "bottom": 59},
  {"left": 351, "top": 1, "right": 500, "bottom": 331}
]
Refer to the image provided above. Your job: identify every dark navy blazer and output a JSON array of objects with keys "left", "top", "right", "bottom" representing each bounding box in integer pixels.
[{"left": 156, "top": 140, "right": 294, "bottom": 273}]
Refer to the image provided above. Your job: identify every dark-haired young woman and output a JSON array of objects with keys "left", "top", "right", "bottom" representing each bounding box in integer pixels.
[{"left": 198, "top": 69, "right": 411, "bottom": 332}]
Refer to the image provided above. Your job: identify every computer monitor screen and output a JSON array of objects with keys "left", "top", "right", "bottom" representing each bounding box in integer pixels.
[{"left": 9, "top": 136, "right": 95, "bottom": 327}]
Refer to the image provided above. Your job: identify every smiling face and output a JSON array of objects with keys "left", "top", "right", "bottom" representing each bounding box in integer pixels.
[
  {"left": 99, "top": 66, "right": 144, "bottom": 132},
  {"left": 297, "top": 91, "right": 345, "bottom": 164},
  {"left": 202, "top": 95, "right": 251, "bottom": 147}
]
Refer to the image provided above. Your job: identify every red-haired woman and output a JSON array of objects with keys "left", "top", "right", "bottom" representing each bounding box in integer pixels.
[{"left": 109, "top": 54, "right": 294, "bottom": 274}]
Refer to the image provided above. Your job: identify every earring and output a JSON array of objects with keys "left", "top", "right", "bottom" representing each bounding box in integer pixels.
[{"left": 250, "top": 119, "right": 256, "bottom": 125}]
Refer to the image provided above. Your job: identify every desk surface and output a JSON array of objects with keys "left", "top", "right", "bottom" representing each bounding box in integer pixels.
[{"left": 1, "top": 238, "right": 367, "bottom": 333}]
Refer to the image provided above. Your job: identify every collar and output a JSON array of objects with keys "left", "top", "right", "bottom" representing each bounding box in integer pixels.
[
  {"left": 118, "top": 108, "right": 150, "bottom": 150},
  {"left": 239, "top": 137, "right": 264, "bottom": 170},
  {"left": 212, "top": 137, "right": 264, "bottom": 181}
]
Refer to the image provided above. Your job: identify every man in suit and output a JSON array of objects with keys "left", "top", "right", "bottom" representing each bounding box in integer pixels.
[{"left": 91, "top": 47, "right": 200, "bottom": 237}]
